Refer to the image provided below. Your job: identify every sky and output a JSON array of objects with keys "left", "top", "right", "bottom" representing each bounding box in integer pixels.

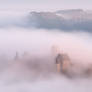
[{"left": 0, "top": 0, "right": 92, "bottom": 11}]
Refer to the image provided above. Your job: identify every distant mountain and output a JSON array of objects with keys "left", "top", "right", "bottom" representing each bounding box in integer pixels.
[
  {"left": 56, "top": 9, "right": 84, "bottom": 14},
  {"left": 56, "top": 9, "right": 92, "bottom": 20},
  {"left": 27, "top": 12, "right": 65, "bottom": 29},
  {"left": 0, "top": 9, "right": 92, "bottom": 32},
  {"left": 27, "top": 9, "right": 92, "bottom": 32}
]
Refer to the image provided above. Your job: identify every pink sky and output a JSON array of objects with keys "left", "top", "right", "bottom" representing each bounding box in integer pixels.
[{"left": 0, "top": 0, "right": 91, "bottom": 11}]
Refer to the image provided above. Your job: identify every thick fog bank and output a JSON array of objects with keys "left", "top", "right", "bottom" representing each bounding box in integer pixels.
[
  {"left": 0, "top": 28, "right": 92, "bottom": 60},
  {"left": 0, "top": 28, "right": 92, "bottom": 92},
  {"left": 0, "top": 28, "right": 92, "bottom": 74}
]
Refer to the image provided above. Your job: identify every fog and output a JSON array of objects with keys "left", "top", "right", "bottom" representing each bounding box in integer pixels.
[
  {"left": 0, "top": 28, "right": 92, "bottom": 92},
  {"left": 0, "top": 11, "right": 92, "bottom": 92}
]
